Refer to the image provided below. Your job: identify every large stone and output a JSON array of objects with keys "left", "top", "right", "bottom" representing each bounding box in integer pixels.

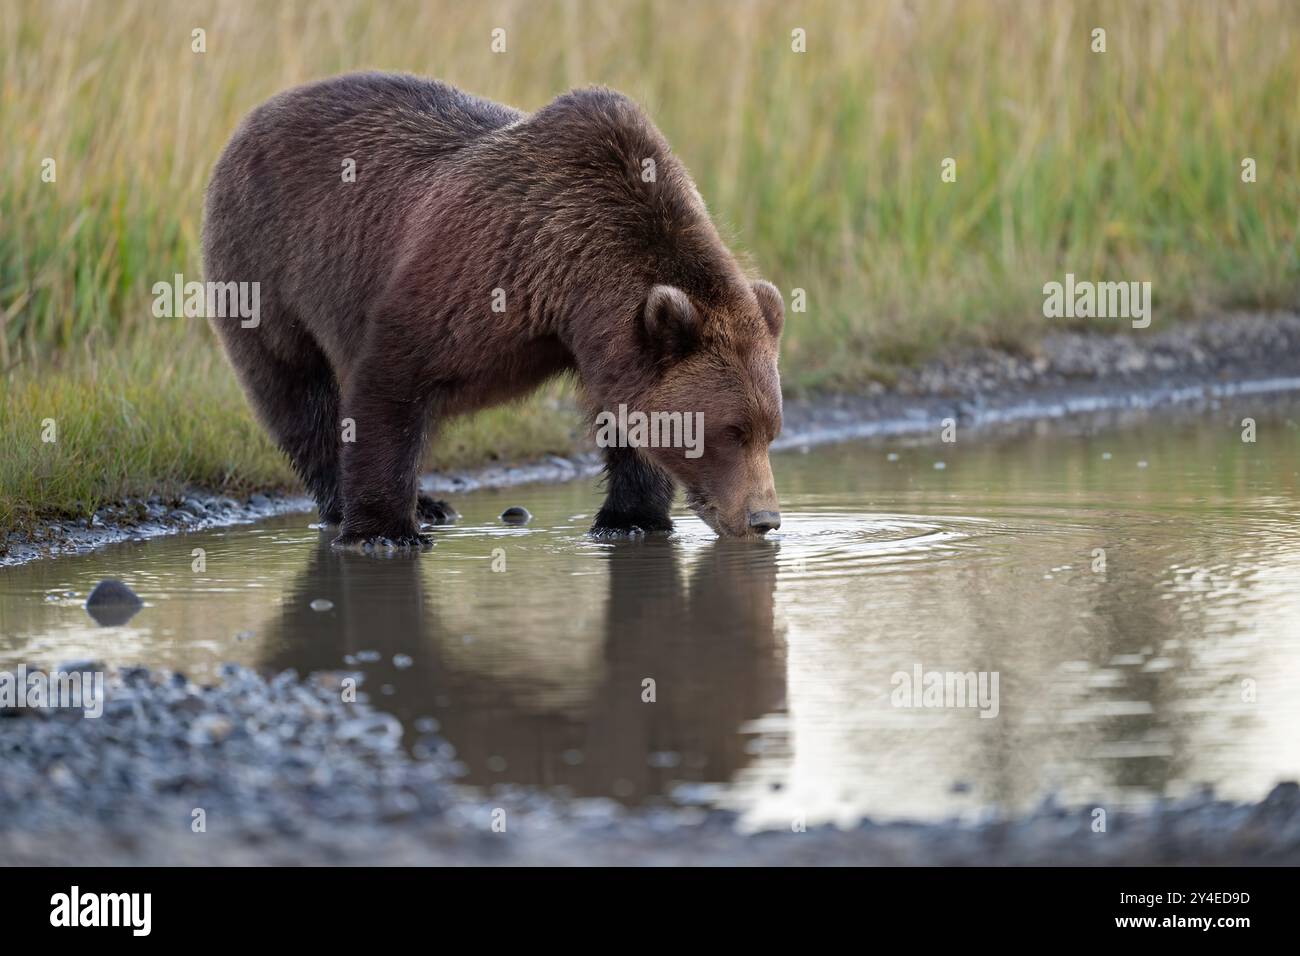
[{"left": 84, "top": 579, "right": 143, "bottom": 627}]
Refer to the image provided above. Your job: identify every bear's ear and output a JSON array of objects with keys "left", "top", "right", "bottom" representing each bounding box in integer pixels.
[
  {"left": 641, "top": 284, "right": 701, "bottom": 357},
  {"left": 753, "top": 280, "right": 784, "bottom": 338}
]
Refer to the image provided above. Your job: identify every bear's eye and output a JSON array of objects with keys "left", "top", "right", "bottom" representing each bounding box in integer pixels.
[{"left": 724, "top": 424, "right": 749, "bottom": 446}]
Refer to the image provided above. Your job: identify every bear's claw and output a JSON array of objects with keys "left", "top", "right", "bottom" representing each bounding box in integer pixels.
[
  {"left": 589, "top": 513, "right": 674, "bottom": 538},
  {"left": 331, "top": 531, "right": 434, "bottom": 552}
]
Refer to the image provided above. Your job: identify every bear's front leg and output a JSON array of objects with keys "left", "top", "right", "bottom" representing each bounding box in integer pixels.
[
  {"left": 591, "top": 446, "right": 676, "bottom": 536},
  {"left": 334, "top": 377, "right": 435, "bottom": 550}
]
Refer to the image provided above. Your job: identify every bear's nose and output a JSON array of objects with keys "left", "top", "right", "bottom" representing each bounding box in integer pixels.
[{"left": 748, "top": 510, "right": 781, "bottom": 534}]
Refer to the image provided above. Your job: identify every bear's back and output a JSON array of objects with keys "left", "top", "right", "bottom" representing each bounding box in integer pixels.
[{"left": 245, "top": 72, "right": 523, "bottom": 163}]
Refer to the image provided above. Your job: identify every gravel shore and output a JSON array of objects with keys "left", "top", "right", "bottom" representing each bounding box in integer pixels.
[{"left": 3, "top": 666, "right": 1297, "bottom": 866}]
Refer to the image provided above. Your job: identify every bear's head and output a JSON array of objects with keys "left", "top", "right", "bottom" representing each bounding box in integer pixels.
[{"left": 633, "top": 278, "right": 785, "bottom": 537}]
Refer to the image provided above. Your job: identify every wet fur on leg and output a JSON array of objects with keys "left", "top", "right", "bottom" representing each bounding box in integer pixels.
[{"left": 592, "top": 447, "right": 676, "bottom": 536}]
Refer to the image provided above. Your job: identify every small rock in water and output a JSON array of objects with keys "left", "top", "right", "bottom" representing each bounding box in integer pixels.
[
  {"left": 309, "top": 598, "right": 334, "bottom": 612},
  {"left": 84, "top": 579, "right": 143, "bottom": 627},
  {"left": 500, "top": 506, "right": 532, "bottom": 525}
]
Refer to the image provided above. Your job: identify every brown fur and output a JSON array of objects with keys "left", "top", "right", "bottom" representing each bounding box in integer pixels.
[{"left": 202, "top": 72, "right": 784, "bottom": 545}]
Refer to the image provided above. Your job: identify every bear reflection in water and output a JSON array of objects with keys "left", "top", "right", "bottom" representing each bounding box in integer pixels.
[{"left": 260, "top": 532, "right": 786, "bottom": 804}]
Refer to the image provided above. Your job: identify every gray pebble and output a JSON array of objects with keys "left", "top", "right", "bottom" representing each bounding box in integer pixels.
[{"left": 500, "top": 506, "right": 532, "bottom": 524}]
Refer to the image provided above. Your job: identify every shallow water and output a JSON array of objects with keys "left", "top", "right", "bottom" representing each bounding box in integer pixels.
[{"left": 4, "top": 399, "right": 1300, "bottom": 828}]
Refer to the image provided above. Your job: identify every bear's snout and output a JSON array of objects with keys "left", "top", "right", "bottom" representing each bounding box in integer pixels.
[{"left": 747, "top": 510, "right": 782, "bottom": 534}]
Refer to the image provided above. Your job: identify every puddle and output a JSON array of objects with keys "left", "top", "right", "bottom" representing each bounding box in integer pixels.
[{"left": 3, "top": 400, "right": 1300, "bottom": 829}]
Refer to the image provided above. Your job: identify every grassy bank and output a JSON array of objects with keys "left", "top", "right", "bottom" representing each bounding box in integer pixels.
[
  {"left": 0, "top": 330, "right": 583, "bottom": 534},
  {"left": 2, "top": 0, "right": 1298, "bottom": 533}
]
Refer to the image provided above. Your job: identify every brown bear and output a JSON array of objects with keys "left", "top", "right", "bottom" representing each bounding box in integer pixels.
[{"left": 202, "top": 72, "right": 784, "bottom": 547}]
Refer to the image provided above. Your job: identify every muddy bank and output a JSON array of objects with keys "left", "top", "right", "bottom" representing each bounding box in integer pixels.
[
  {"left": 2, "top": 666, "right": 1297, "bottom": 866},
  {"left": 4, "top": 310, "right": 1299, "bottom": 568},
  {"left": 777, "top": 309, "right": 1300, "bottom": 447},
  {"left": 0, "top": 456, "right": 621, "bottom": 568}
]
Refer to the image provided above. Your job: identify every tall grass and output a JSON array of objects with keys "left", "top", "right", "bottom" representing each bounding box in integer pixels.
[{"left": 1, "top": 0, "right": 1297, "bottom": 530}]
